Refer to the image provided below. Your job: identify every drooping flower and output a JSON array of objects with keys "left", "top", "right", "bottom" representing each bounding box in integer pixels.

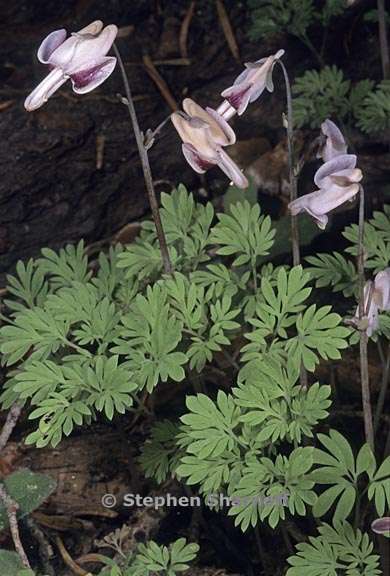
[
  {"left": 25, "top": 21, "right": 118, "bottom": 111},
  {"left": 354, "top": 268, "right": 390, "bottom": 336},
  {"left": 372, "top": 267, "right": 390, "bottom": 310},
  {"left": 371, "top": 517, "right": 390, "bottom": 536},
  {"left": 216, "top": 49, "right": 285, "bottom": 119},
  {"left": 318, "top": 119, "right": 348, "bottom": 162},
  {"left": 171, "top": 98, "right": 248, "bottom": 188},
  {"left": 357, "top": 280, "right": 379, "bottom": 336},
  {"left": 288, "top": 154, "right": 363, "bottom": 229}
]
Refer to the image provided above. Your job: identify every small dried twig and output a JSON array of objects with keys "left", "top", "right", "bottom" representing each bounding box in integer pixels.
[
  {"left": 117, "top": 25, "right": 135, "bottom": 38},
  {"left": 0, "top": 485, "right": 31, "bottom": 569},
  {"left": 76, "top": 553, "right": 108, "bottom": 566},
  {"left": 125, "top": 58, "right": 190, "bottom": 67},
  {"left": 0, "top": 403, "right": 22, "bottom": 454},
  {"left": 0, "top": 100, "right": 14, "bottom": 112},
  {"left": 377, "top": 0, "right": 390, "bottom": 79},
  {"left": 95, "top": 134, "right": 105, "bottom": 170},
  {"left": 179, "top": 1, "right": 196, "bottom": 59},
  {"left": 215, "top": 0, "right": 240, "bottom": 62},
  {"left": 357, "top": 185, "right": 374, "bottom": 450},
  {"left": 142, "top": 55, "right": 179, "bottom": 112},
  {"left": 56, "top": 535, "right": 89, "bottom": 576},
  {"left": 374, "top": 341, "right": 390, "bottom": 433},
  {"left": 153, "top": 58, "right": 191, "bottom": 66}
]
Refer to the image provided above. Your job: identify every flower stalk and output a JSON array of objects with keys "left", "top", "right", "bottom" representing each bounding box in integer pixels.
[
  {"left": 277, "top": 59, "right": 300, "bottom": 267},
  {"left": 357, "top": 185, "right": 374, "bottom": 450},
  {"left": 113, "top": 43, "right": 173, "bottom": 275}
]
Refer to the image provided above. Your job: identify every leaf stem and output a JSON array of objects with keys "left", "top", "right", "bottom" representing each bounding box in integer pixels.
[
  {"left": 357, "top": 185, "right": 374, "bottom": 451},
  {"left": 113, "top": 43, "right": 173, "bottom": 275},
  {"left": 299, "top": 33, "right": 326, "bottom": 67},
  {"left": 251, "top": 257, "right": 258, "bottom": 292}
]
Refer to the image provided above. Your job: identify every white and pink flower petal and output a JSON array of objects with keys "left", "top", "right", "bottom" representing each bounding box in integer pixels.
[
  {"left": 182, "top": 143, "right": 215, "bottom": 174},
  {"left": 216, "top": 149, "right": 248, "bottom": 188},
  {"left": 371, "top": 517, "right": 390, "bottom": 535},
  {"left": 221, "top": 82, "right": 252, "bottom": 115},
  {"left": 77, "top": 20, "right": 104, "bottom": 35},
  {"left": 205, "top": 106, "right": 236, "bottom": 145},
  {"left": 320, "top": 119, "right": 348, "bottom": 162},
  {"left": 37, "top": 29, "right": 67, "bottom": 64},
  {"left": 24, "top": 67, "right": 68, "bottom": 111},
  {"left": 373, "top": 268, "right": 390, "bottom": 310},
  {"left": 64, "top": 24, "right": 118, "bottom": 74},
  {"left": 314, "top": 154, "right": 358, "bottom": 188},
  {"left": 70, "top": 56, "right": 117, "bottom": 93}
]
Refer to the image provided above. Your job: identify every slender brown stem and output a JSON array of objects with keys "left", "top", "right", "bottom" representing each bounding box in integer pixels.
[
  {"left": 113, "top": 43, "right": 173, "bottom": 274},
  {"left": 377, "top": 0, "right": 390, "bottom": 79},
  {"left": 0, "top": 403, "right": 22, "bottom": 454},
  {"left": 277, "top": 60, "right": 300, "bottom": 267},
  {"left": 0, "top": 485, "right": 31, "bottom": 569},
  {"left": 357, "top": 185, "right": 374, "bottom": 450}
]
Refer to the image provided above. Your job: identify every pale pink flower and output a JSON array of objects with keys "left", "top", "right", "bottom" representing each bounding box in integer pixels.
[
  {"left": 25, "top": 21, "right": 118, "bottom": 111},
  {"left": 357, "top": 281, "right": 378, "bottom": 336},
  {"left": 318, "top": 119, "right": 348, "bottom": 162},
  {"left": 371, "top": 517, "right": 390, "bottom": 536},
  {"left": 354, "top": 268, "right": 390, "bottom": 336},
  {"left": 171, "top": 98, "right": 248, "bottom": 188},
  {"left": 372, "top": 268, "right": 390, "bottom": 310},
  {"left": 288, "top": 154, "right": 363, "bottom": 229},
  {"left": 216, "top": 49, "right": 285, "bottom": 119}
]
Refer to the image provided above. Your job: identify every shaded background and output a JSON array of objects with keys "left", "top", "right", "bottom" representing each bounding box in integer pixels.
[{"left": 0, "top": 0, "right": 388, "bottom": 282}]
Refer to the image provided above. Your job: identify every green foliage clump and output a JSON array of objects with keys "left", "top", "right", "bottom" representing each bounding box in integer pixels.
[
  {"left": 0, "top": 186, "right": 279, "bottom": 447},
  {"left": 247, "top": 0, "right": 346, "bottom": 42},
  {"left": 287, "top": 522, "right": 382, "bottom": 576},
  {"left": 292, "top": 66, "right": 376, "bottom": 129},
  {"left": 1, "top": 182, "right": 389, "bottom": 575},
  {"left": 141, "top": 357, "right": 332, "bottom": 530},
  {"left": 355, "top": 80, "right": 390, "bottom": 134},
  {"left": 247, "top": 0, "right": 316, "bottom": 41},
  {"left": 98, "top": 538, "right": 199, "bottom": 576}
]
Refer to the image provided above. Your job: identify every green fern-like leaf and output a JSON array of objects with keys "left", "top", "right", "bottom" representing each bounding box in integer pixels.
[
  {"left": 210, "top": 200, "right": 275, "bottom": 268},
  {"left": 293, "top": 66, "right": 351, "bottom": 128},
  {"left": 356, "top": 80, "right": 390, "bottom": 134},
  {"left": 305, "top": 252, "right": 357, "bottom": 297},
  {"left": 247, "top": 0, "right": 315, "bottom": 40},
  {"left": 287, "top": 522, "right": 381, "bottom": 576}
]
